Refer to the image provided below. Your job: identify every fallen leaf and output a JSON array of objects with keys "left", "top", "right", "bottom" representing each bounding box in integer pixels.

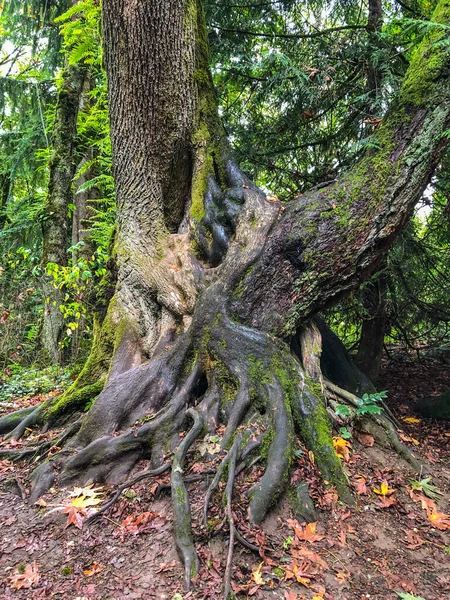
[
  {"left": 63, "top": 505, "right": 85, "bottom": 529},
  {"left": 373, "top": 480, "right": 395, "bottom": 496},
  {"left": 284, "top": 560, "right": 311, "bottom": 586},
  {"left": 71, "top": 495, "right": 103, "bottom": 509},
  {"left": 83, "top": 562, "right": 103, "bottom": 577},
  {"left": 116, "top": 511, "right": 166, "bottom": 539},
  {"left": 69, "top": 484, "right": 104, "bottom": 499},
  {"left": 335, "top": 570, "right": 350, "bottom": 583},
  {"left": 251, "top": 562, "right": 265, "bottom": 586},
  {"left": 287, "top": 520, "right": 325, "bottom": 543},
  {"left": 426, "top": 508, "right": 450, "bottom": 530},
  {"left": 399, "top": 432, "right": 420, "bottom": 446},
  {"left": 376, "top": 495, "right": 397, "bottom": 509},
  {"left": 403, "top": 529, "right": 425, "bottom": 549},
  {"left": 198, "top": 434, "right": 221, "bottom": 456},
  {"left": 9, "top": 561, "right": 40, "bottom": 589},
  {"left": 333, "top": 437, "right": 352, "bottom": 462},
  {"left": 354, "top": 431, "right": 374, "bottom": 447},
  {"left": 402, "top": 417, "right": 421, "bottom": 424},
  {"left": 291, "top": 546, "right": 328, "bottom": 570},
  {"left": 353, "top": 476, "right": 367, "bottom": 495}
]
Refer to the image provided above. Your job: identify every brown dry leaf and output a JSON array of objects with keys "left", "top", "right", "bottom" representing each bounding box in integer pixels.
[
  {"left": 420, "top": 495, "right": 436, "bottom": 512},
  {"left": 284, "top": 560, "right": 311, "bottom": 587},
  {"left": 284, "top": 591, "right": 298, "bottom": 600},
  {"left": 63, "top": 505, "right": 86, "bottom": 529},
  {"left": 353, "top": 476, "right": 367, "bottom": 495},
  {"left": 354, "top": 431, "right": 374, "bottom": 447},
  {"left": 319, "top": 488, "right": 338, "bottom": 509},
  {"left": 333, "top": 437, "right": 352, "bottom": 462},
  {"left": 426, "top": 507, "right": 450, "bottom": 530},
  {"left": 376, "top": 495, "right": 397, "bottom": 509},
  {"left": 155, "top": 562, "right": 176, "bottom": 573},
  {"left": 311, "top": 584, "right": 327, "bottom": 599},
  {"left": 335, "top": 570, "right": 350, "bottom": 583},
  {"left": 116, "top": 511, "right": 165, "bottom": 538},
  {"left": 34, "top": 498, "right": 47, "bottom": 507},
  {"left": 291, "top": 546, "right": 328, "bottom": 570},
  {"left": 9, "top": 561, "right": 40, "bottom": 589},
  {"left": 403, "top": 528, "right": 425, "bottom": 549},
  {"left": 287, "top": 520, "right": 325, "bottom": 543},
  {"left": 399, "top": 432, "right": 420, "bottom": 446},
  {"left": 0, "top": 459, "right": 14, "bottom": 473}
]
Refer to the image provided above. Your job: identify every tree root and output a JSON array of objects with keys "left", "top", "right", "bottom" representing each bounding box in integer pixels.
[
  {"left": 223, "top": 434, "right": 240, "bottom": 600},
  {"left": 1, "top": 299, "right": 427, "bottom": 596},
  {"left": 171, "top": 407, "right": 204, "bottom": 590},
  {"left": 0, "top": 406, "right": 36, "bottom": 435}
]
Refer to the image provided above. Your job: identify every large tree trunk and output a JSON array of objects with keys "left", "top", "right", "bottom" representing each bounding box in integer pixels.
[
  {"left": 41, "top": 61, "right": 87, "bottom": 363},
  {"left": 2, "top": 0, "right": 450, "bottom": 592}
]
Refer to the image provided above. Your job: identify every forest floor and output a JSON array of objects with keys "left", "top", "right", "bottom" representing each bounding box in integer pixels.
[{"left": 0, "top": 352, "right": 449, "bottom": 600}]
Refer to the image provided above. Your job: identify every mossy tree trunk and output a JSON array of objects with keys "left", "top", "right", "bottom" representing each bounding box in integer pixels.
[
  {"left": 41, "top": 61, "right": 87, "bottom": 363},
  {"left": 3, "top": 0, "right": 450, "bottom": 592}
]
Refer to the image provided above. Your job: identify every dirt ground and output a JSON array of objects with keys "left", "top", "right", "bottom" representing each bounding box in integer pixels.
[{"left": 1, "top": 353, "right": 449, "bottom": 600}]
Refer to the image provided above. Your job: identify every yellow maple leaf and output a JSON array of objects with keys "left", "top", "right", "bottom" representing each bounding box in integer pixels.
[
  {"left": 333, "top": 437, "right": 351, "bottom": 462},
  {"left": 71, "top": 495, "right": 103, "bottom": 508},
  {"left": 373, "top": 479, "right": 395, "bottom": 496},
  {"left": 402, "top": 417, "right": 421, "bottom": 424},
  {"left": 69, "top": 484, "right": 104, "bottom": 498}
]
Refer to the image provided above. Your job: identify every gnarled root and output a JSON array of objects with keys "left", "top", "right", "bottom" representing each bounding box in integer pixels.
[
  {"left": 1, "top": 306, "right": 421, "bottom": 595},
  {"left": 171, "top": 408, "right": 204, "bottom": 590}
]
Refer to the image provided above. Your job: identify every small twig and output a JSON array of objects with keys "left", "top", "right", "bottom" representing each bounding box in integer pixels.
[{"left": 86, "top": 462, "right": 171, "bottom": 525}]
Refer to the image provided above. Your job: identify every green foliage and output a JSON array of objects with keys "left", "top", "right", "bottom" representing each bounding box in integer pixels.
[
  {"left": 339, "top": 426, "right": 352, "bottom": 439},
  {"left": 336, "top": 391, "right": 387, "bottom": 417},
  {"left": 409, "top": 477, "right": 443, "bottom": 500},
  {"left": 207, "top": 0, "right": 404, "bottom": 198},
  {"left": 0, "top": 365, "right": 73, "bottom": 403},
  {"left": 56, "top": 0, "right": 103, "bottom": 67},
  {"left": 396, "top": 593, "right": 426, "bottom": 600}
]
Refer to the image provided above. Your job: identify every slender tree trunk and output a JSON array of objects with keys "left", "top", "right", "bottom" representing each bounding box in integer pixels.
[
  {"left": 366, "top": 0, "right": 383, "bottom": 113},
  {"left": 355, "top": 272, "right": 388, "bottom": 382},
  {"left": 41, "top": 61, "right": 87, "bottom": 363},
  {"left": 0, "top": 172, "right": 11, "bottom": 229}
]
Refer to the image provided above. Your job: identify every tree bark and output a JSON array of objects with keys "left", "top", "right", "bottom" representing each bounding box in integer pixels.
[
  {"left": 102, "top": 0, "right": 232, "bottom": 357},
  {"left": 41, "top": 61, "right": 87, "bottom": 363}
]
